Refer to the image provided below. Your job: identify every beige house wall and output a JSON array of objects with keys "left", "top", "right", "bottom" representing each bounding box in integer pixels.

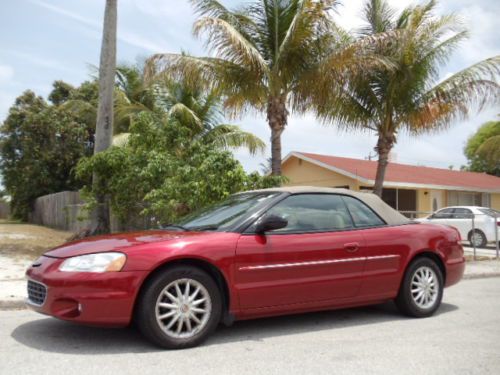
[
  {"left": 416, "top": 189, "right": 431, "bottom": 215},
  {"left": 282, "top": 155, "right": 500, "bottom": 213},
  {"left": 491, "top": 193, "right": 500, "bottom": 210},
  {"left": 282, "top": 157, "right": 358, "bottom": 189}
]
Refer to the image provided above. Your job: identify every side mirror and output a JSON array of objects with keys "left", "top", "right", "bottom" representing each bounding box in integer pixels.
[{"left": 255, "top": 214, "right": 288, "bottom": 234}]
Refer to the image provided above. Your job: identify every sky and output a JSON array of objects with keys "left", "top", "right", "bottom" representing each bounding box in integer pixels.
[{"left": 0, "top": 0, "right": 499, "bottom": 173}]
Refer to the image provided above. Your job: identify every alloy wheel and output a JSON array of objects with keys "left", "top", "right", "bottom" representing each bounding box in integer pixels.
[
  {"left": 410, "top": 266, "right": 439, "bottom": 309},
  {"left": 155, "top": 278, "right": 212, "bottom": 339}
]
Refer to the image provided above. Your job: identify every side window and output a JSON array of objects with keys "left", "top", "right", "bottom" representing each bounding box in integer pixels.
[
  {"left": 431, "top": 208, "right": 454, "bottom": 219},
  {"left": 452, "top": 208, "right": 473, "bottom": 219},
  {"left": 263, "top": 194, "right": 354, "bottom": 233},
  {"left": 341, "top": 196, "right": 385, "bottom": 227}
]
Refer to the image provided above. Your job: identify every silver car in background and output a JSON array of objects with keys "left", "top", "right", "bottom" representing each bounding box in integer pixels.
[{"left": 417, "top": 206, "right": 500, "bottom": 248}]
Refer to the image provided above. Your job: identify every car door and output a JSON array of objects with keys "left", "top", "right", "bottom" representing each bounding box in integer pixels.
[
  {"left": 447, "top": 208, "right": 473, "bottom": 240},
  {"left": 234, "top": 193, "right": 366, "bottom": 310},
  {"left": 339, "top": 195, "right": 404, "bottom": 298}
]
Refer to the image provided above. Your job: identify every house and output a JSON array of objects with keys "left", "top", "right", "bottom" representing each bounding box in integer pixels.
[{"left": 281, "top": 151, "right": 500, "bottom": 216}]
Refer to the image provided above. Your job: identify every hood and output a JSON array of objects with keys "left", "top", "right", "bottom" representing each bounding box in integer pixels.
[{"left": 44, "top": 230, "right": 207, "bottom": 258}]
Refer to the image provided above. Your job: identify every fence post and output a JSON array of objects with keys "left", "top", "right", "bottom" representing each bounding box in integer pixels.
[
  {"left": 495, "top": 212, "right": 499, "bottom": 260},
  {"left": 471, "top": 213, "right": 476, "bottom": 261}
]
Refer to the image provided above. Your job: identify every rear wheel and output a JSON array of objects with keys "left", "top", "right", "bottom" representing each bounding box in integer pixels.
[
  {"left": 136, "top": 265, "right": 222, "bottom": 349},
  {"left": 395, "top": 257, "right": 443, "bottom": 317},
  {"left": 468, "top": 230, "right": 487, "bottom": 248}
]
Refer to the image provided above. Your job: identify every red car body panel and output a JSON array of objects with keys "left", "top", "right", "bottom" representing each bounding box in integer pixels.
[{"left": 26, "top": 223, "right": 465, "bottom": 326}]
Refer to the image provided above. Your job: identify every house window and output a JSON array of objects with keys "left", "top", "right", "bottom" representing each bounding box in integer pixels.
[
  {"left": 447, "top": 191, "right": 489, "bottom": 207},
  {"left": 360, "top": 187, "right": 417, "bottom": 217}
]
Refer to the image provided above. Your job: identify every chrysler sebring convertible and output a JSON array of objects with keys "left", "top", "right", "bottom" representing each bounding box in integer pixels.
[{"left": 26, "top": 187, "right": 465, "bottom": 349}]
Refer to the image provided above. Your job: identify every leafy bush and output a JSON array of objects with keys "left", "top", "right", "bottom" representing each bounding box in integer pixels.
[{"left": 76, "top": 112, "right": 282, "bottom": 227}]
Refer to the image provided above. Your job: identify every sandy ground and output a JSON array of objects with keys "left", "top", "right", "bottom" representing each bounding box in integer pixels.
[
  {"left": 0, "top": 222, "right": 71, "bottom": 304},
  {"left": 0, "top": 222, "right": 70, "bottom": 259}
]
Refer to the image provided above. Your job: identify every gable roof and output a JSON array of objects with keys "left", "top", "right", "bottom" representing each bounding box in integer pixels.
[{"left": 283, "top": 151, "right": 500, "bottom": 193}]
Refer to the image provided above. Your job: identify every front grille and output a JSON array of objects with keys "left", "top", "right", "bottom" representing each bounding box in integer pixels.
[{"left": 27, "top": 280, "right": 47, "bottom": 306}]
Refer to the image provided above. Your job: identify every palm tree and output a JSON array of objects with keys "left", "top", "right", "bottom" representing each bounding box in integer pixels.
[
  {"left": 317, "top": 0, "right": 500, "bottom": 196},
  {"left": 92, "top": 0, "right": 117, "bottom": 233},
  {"left": 114, "top": 63, "right": 157, "bottom": 134},
  {"left": 146, "top": 0, "right": 383, "bottom": 175},
  {"left": 115, "top": 65, "right": 265, "bottom": 154}
]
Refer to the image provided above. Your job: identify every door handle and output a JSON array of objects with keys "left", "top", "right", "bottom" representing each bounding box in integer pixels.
[{"left": 344, "top": 242, "right": 359, "bottom": 253}]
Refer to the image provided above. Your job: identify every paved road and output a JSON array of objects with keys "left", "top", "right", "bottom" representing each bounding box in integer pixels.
[{"left": 1, "top": 278, "right": 499, "bottom": 375}]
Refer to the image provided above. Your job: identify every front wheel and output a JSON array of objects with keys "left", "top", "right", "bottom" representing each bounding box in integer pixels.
[
  {"left": 395, "top": 257, "right": 443, "bottom": 318},
  {"left": 135, "top": 265, "right": 222, "bottom": 349}
]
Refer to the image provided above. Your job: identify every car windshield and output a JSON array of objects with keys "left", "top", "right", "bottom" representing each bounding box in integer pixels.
[
  {"left": 173, "top": 192, "right": 279, "bottom": 231},
  {"left": 479, "top": 208, "right": 500, "bottom": 217}
]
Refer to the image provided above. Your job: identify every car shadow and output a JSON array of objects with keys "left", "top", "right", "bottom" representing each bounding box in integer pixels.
[{"left": 11, "top": 302, "right": 458, "bottom": 354}]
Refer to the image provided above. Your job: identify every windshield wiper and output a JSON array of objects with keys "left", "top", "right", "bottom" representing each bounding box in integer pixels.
[
  {"left": 189, "top": 224, "right": 219, "bottom": 231},
  {"left": 160, "top": 224, "right": 189, "bottom": 231}
]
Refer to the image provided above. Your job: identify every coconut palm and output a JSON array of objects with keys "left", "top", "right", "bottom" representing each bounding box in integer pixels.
[
  {"left": 115, "top": 64, "right": 265, "bottom": 154},
  {"left": 317, "top": 0, "right": 500, "bottom": 196},
  {"left": 114, "top": 64, "right": 157, "bottom": 134},
  {"left": 158, "top": 78, "right": 266, "bottom": 154},
  {"left": 146, "top": 0, "right": 384, "bottom": 175}
]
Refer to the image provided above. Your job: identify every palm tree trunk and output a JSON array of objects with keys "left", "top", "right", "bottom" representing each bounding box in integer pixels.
[
  {"left": 92, "top": 0, "right": 117, "bottom": 234},
  {"left": 373, "top": 134, "right": 394, "bottom": 197},
  {"left": 267, "top": 96, "right": 288, "bottom": 176}
]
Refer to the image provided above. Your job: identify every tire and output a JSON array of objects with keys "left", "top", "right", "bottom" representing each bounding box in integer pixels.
[
  {"left": 468, "top": 230, "right": 487, "bottom": 248},
  {"left": 135, "top": 265, "right": 222, "bottom": 349},
  {"left": 395, "top": 257, "right": 443, "bottom": 318}
]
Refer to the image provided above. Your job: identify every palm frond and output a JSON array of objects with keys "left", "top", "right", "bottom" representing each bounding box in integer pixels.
[
  {"left": 360, "top": 0, "right": 395, "bottom": 35},
  {"left": 145, "top": 53, "right": 266, "bottom": 113},
  {"left": 417, "top": 56, "right": 500, "bottom": 126},
  {"left": 168, "top": 103, "right": 204, "bottom": 131},
  {"left": 202, "top": 124, "right": 266, "bottom": 155},
  {"left": 193, "top": 17, "right": 269, "bottom": 74}
]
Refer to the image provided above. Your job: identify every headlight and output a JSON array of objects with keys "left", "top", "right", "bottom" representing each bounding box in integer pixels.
[{"left": 59, "top": 252, "right": 126, "bottom": 273}]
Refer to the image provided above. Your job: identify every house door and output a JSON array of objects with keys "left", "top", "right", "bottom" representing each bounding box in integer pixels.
[{"left": 430, "top": 190, "right": 443, "bottom": 212}]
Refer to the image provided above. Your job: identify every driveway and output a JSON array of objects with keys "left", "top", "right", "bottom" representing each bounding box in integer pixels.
[{"left": 1, "top": 278, "right": 499, "bottom": 375}]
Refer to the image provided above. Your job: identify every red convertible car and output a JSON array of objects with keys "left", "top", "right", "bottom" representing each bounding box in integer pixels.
[{"left": 26, "top": 187, "right": 465, "bottom": 349}]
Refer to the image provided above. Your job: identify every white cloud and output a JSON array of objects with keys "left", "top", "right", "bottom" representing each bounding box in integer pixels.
[{"left": 0, "top": 64, "right": 14, "bottom": 83}]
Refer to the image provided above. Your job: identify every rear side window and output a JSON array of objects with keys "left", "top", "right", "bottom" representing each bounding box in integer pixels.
[
  {"left": 341, "top": 196, "right": 385, "bottom": 228},
  {"left": 452, "top": 208, "right": 473, "bottom": 219},
  {"left": 263, "top": 194, "right": 354, "bottom": 233},
  {"left": 432, "top": 208, "right": 454, "bottom": 219}
]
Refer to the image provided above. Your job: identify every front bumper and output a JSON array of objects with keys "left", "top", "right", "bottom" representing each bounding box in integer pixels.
[{"left": 26, "top": 256, "right": 147, "bottom": 327}]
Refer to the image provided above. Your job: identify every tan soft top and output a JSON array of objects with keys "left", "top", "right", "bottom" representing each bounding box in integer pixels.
[{"left": 244, "top": 186, "right": 410, "bottom": 226}]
